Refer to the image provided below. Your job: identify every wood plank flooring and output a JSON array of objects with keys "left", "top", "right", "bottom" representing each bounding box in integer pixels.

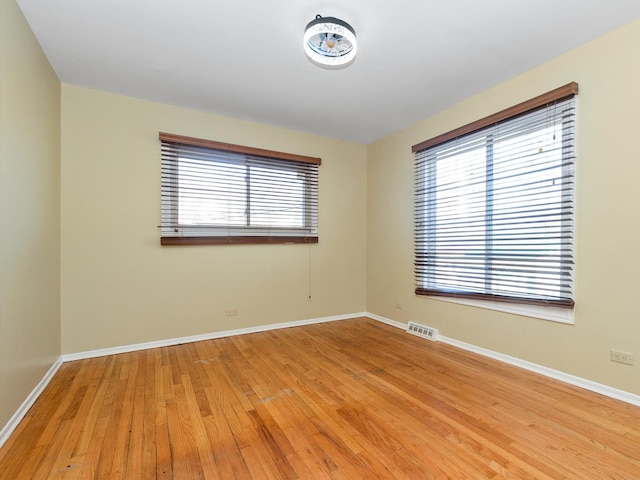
[{"left": 1, "top": 317, "right": 639, "bottom": 479}]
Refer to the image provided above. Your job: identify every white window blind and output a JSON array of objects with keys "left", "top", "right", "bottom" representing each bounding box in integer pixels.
[
  {"left": 160, "top": 133, "right": 320, "bottom": 245},
  {"left": 413, "top": 84, "right": 577, "bottom": 308}
]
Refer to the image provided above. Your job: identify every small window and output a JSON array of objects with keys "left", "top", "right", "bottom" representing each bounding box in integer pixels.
[
  {"left": 160, "top": 133, "right": 320, "bottom": 245},
  {"left": 413, "top": 83, "right": 578, "bottom": 308}
]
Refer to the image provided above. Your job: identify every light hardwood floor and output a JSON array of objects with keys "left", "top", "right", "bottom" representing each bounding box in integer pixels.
[{"left": 1, "top": 317, "right": 639, "bottom": 479}]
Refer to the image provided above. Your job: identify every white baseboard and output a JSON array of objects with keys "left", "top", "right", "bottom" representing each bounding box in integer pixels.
[
  {"left": 0, "top": 357, "right": 63, "bottom": 449},
  {"left": 366, "top": 313, "right": 640, "bottom": 408},
  {"left": 62, "top": 312, "right": 368, "bottom": 362},
  {"left": 1, "top": 312, "right": 366, "bottom": 450},
  {"left": 3, "top": 310, "right": 638, "bottom": 452},
  {"left": 366, "top": 312, "right": 406, "bottom": 329}
]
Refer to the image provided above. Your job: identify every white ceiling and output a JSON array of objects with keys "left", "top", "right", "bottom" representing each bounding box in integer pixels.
[{"left": 16, "top": 0, "right": 640, "bottom": 144}]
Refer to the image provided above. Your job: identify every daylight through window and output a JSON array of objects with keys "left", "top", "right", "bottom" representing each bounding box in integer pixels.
[
  {"left": 413, "top": 84, "right": 578, "bottom": 308},
  {"left": 160, "top": 133, "right": 320, "bottom": 245}
]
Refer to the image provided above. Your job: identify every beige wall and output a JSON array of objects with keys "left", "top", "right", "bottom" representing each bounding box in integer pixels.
[
  {"left": 3, "top": 2, "right": 639, "bottom": 438},
  {"left": 0, "top": 0, "right": 61, "bottom": 429},
  {"left": 367, "top": 19, "right": 640, "bottom": 395},
  {"left": 60, "top": 86, "right": 367, "bottom": 353}
]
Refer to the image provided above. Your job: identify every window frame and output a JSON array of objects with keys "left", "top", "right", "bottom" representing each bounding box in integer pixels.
[
  {"left": 159, "top": 132, "right": 321, "bottom": 246},
  {"left": 412, "top": 83, "right": 578, "bottom": 310}
]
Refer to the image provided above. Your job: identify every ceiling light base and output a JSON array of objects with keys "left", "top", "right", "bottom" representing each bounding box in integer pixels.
[{"left": 303, "top": 15, "right": 357, "bottom": 70}]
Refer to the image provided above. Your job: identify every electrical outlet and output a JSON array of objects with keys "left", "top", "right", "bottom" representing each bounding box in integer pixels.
[
  {"left": 225, "top": 307, "right": 238, "bottom": 317},
  {"left": 610, "top": 349, "right": 634, "bottom": 365}
]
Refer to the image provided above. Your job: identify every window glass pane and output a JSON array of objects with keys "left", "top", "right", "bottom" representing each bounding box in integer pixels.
[
  {"left": 414, "top": 94, "right": 575, "bottom": 308},
  {"left": 160, "top": 134, "right": 320, "bottom": 244},
  {"left": 178, "top": 157, "right": 246, "bottom": 226},
  {"left": 248, "top": 165, "right": 305, "bottom": 228},
  {"left": 431, "top": 145, "right": 486, "bottom": 292},
  {"left": 491, "top": 124, "right": 564, "bottom": 298}
]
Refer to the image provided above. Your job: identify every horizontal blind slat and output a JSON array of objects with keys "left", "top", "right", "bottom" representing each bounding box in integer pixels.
[
  {"left": 160, "top": 135, "right": 319, "bottom": 241},
  {"left": 414, "top": 91, "right": 576, "bottom": 308}
]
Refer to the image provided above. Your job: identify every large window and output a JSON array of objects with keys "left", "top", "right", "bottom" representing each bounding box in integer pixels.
[
  {"left": 413, "top": 83, "right": 577, "bottom": 308},
  {"left": 160, "top": 133, "right": 320, "bottom": 245}
]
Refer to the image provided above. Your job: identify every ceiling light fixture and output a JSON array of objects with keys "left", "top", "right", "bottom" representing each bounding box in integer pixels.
[{"left": 303, "top": 14, "right": 357, "bottom": 70}]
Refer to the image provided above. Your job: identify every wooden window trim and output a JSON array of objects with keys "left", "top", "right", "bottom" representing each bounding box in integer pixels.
[
  {"left": 159, "top": 132, "right": 321, "bottom": 165},
  {"left": 412, "top": 82, "right": 579, "bottom": 153},
  {"left": 415, "top": 289, "right": 575, "bottom": 309},
  {"left": 161, "top": 236, "right": 319, "bottom": 246}
]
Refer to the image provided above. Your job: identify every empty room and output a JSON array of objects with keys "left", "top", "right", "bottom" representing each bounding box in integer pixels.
[{"left": 1, "top": 0, "right": 640, "bottom": 478}]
